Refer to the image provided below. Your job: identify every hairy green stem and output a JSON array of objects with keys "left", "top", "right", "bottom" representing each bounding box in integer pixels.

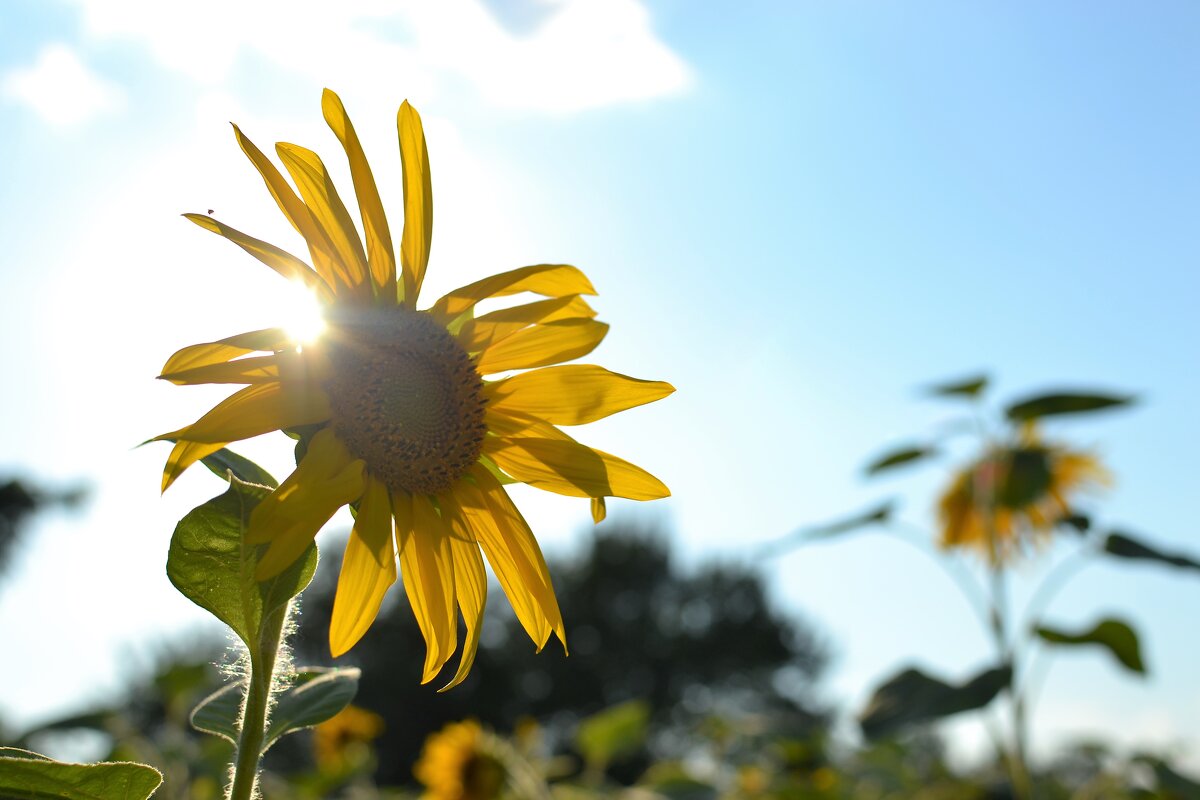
[{"left": 228, "top": 605, "right": 288, "bottom": 800}]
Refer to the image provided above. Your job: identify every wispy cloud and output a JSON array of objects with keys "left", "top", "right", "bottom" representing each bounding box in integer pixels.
[
  {"left": 2, "top": 43, "right": 125, "bottom": 128},
  {"left": 64, "top": 0, "right": 690, "bottom": 113}
]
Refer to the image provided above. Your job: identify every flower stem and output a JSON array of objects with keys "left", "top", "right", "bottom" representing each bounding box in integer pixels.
[{"left": 228, "top": 605, "right": 288, "bottom": 800}]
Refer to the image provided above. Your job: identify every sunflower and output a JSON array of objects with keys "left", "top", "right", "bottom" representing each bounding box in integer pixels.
[
  {"left": 156, "top": 90, "right": 672, "bottom": 688},
  {"left": 312, "top": 704, "right": 384, "bottom": 772},
  {"left": 937, "top": 428, "right": 1109, "bottom": 561},
  {"left": 414, "top": 720, "right": 505, "bottom": 800}
]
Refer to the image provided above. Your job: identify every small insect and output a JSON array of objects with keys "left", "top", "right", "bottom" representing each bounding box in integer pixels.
[{"left": 207, "top": 209, "right": 214, "bottom": 214}]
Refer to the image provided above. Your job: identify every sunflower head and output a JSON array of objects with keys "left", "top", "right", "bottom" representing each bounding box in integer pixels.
[
  {"left": 312, "top": 704, "right": 385, "bottom": 772},
  {"left": 414, "top": 720, "right": 506, "bottom": 800},
  {"left": 937, "top": 429, "right": 1110, "bottom": 562},
  {"left": 156, "top": 89, "right": 673, "bottom": 688}
]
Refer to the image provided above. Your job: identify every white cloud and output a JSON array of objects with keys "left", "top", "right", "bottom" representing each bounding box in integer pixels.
[
  {"left": 64, "top": 0, "right": 690, "bottom": 113},
  {"left": 2, "top": 43, "right": 124, "bottom": 128}
]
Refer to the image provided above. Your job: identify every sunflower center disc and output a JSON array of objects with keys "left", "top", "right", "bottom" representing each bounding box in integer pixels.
[{"left": 325, "top": 308, "right": 486, "bottom": 495}]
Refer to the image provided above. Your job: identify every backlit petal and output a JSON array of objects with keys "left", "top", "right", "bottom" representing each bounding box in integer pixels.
[
  {"left": 437, "top": 490, "right": 487, "bottom": 691},
  {"left": 161, "top": 439, "right": 227, "bottom": 493},
  {"left": 156, "top": 381, "right": 330, "bottom": 445},
  {"left": 160, "top": 328, "right": 289, "bottom": 377},
  {"left": 475, "top": 319, "right": 608, "bottom": 374},
  {"left": 183, "top": 214, "right": 332, "bottom": 302},
  {"left": 428, "top": 264, "right": 595, "bottom": 326},
  {"left": 485, "top": 365, "right": 674, "bottom": 425},
  {"left": 397, "top": 100, "right": 433, "bottom": 306},
  {"left": 395, "top": 493, "right": 457, "bottom": 683},
  {"left": 330, "top": 477, "right": 396, "bottom": 657},
  {"left": 456, "top": 295, "right": 596, "bottom": 353},
  {"left": 483, "top": 435, "right": 669, "bottom": 501}
]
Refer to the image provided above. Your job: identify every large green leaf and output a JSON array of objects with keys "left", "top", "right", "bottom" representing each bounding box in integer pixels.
[
  {"left": 1035, "top": 618, "right": 1146, "bottom": 675},
  {"left": 575, "top": 699, "right": 650, "bottom": 768},
  {"left": 1004, "top": 391, "right": 1134, "bottom": 422},
  {"left": 1103, "top": 532, "right": 1200, "bottom": 573},
  {"left": 864, "top": 445, "right": 937, "bottom": 476},
  {"left": 0, "top": 749, "right": 162, "bottom": 800},
  {"left": 926, "top": 373, "right": 989, "bottom": 398},
  {"left": 263, "top": 667, "right": 361, "bottom": 750},
  {"left": 166, "top": 476, "right": 317, "bottom": 653},
  {"left": 859, "top": 664, "right": 1011, "bottom": 741}
]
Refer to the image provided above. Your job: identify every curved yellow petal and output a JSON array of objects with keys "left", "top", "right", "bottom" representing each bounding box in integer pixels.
[
  {"left": 251, "top": 430, "right": 365, "bottom": 579},
  {"left": 275, "top": 143, "right": 370, "bottom": 297},
  {"left": 590, "top": 497, "right": 607, "bottom": 524},
  {"left": 156, "top": 380, "right": 330, "bottom": 445},
  {"left": 475, "top": 319, "right": 608, "bottom": 374},
  {"left": 395, "top": 493, "right": 457, "bottom": 683},
  {"left": 428, "top": 264, "right": 596, "bottom": 326},
  {"left": 158, "top": 354, "right": 280, "bottom": 385},
  {"left": 322, "top": 89, "right": 397, "bottom": 300},
  {"left": 232, "top": 124, "right": 343, "bottom": 294},
  {"left": 397, "top": 100, "right": 433, "bottom": 307},
  {"left": 456, "top": 294, "right": 596, "bottom": 354},
  {"left": 437, "top": 490, "right": 487, "bottom": 691},
  {"left": 463, "top": 466, "right": 565, "bottom": 650},
  {"left": 183, "top": 214, "right": 332, "bottom": 302},
  {"left": 160, "top": 328, "right": 289, "bottom": 377},
  {"left": 483, "top": 435, "right": 669, "bottom": 501},
  {"left": 161, "top": 439, "right": 227, "bottom": 492},
  {"left": 330, "top": 477, "right": 396, "bottom": 657},
  {"left": 485, "top": 365, "right": 674, "bottom": 425}
]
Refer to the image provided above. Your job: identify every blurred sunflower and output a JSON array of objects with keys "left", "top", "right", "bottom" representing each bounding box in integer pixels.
[
  {"left": 312, "top": 704, "right": 384, "bottom": 772},
  {"left": 155, "top": 89, "right": 673, "bottom": 687},
  {"left": 415, "top": 720, "right": 504, "bottom": 800},
  {"left": 937, "top": 428, "right": 1109, "bottom": 561}
]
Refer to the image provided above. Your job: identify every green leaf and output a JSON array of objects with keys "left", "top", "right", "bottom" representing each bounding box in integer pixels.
[
  {"left": 159, "top": 439, "right": 278, "bottom": 488},
  {"left": 1004, "top": 391, "right": 1134, "bottom": 422},
  {"left": 1103, "top": 532, "right": 1200, "bottom": 573},
  {"left": 166, "top": 476, "right": 317, "bottom": 653},
  {"left": 575, "top": 699, "right": 650, "bottom": 768},
  {"left": 859, "top": 664, "right": 1011, "bottom": 741},
  {"left": 1035, "top": 618, "right": 1146, "bottom": 675},
  {"left": 0, "top": 750, "right": 162, "bottom": 800},
  {"left": 189, "top": 682, "right": 242, "bottom": 745},
  {"left": 263, "top": 667, "right": 361, "bottom": 751},
  {"left": 927, "top": 373, "right": 989, "bottom": 398},
  {"left": 760, "top": 501, "right": 894, "bottom": 558},
  {"left": 865, "top": 445, "right": 936, "bottom": 476}
]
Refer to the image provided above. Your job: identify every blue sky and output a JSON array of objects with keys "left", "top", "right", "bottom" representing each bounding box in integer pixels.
[{"left": 1, "top": 0, "right": 1198, "bottom": 766}]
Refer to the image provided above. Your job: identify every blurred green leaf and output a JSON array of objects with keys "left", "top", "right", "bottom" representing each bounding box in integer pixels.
[
  {"left": 166, "top": 476, "right": 317, "bottom": 653},
  {"left": 859, "top": 664, "right": 1011, "bottom": 741},
  {"left": 0, "top": 749, "right": 162, "bottom": 799},
  {"left": 575, "top": 699, "right": 650, "bottom": 769},
  {"left": 927, "top": 373, "right": 989, "bottom": 398},
  {"left": 759, "top": 501, "right": 894, "bottom": 558},
  {"left": 865, "top": 446, "right": 937, "bottom": 476},
  {"left": 1036, "top": 618, "right": 1146, "bottom": 675},
  {"left": 263, "top": 667, "right": 361, "bottom": 751},
  {"left": 1134, "top": 756, "right": 1200, "bottom": 798},
  {"left": 1056, "top": 513, "right": 1091, "bottom": 534},
  {"left": 1103, "top": 532, "right": 1200, "bottom": 573},
  {"left": 1004, "top": 391, "right": 1134, "bottom": 422},
  {"left": 189, "top": 682, "right": 242, "bottom": 745}
]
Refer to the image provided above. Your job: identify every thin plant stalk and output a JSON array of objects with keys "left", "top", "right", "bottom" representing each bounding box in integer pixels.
[{"left": 228, "top": 604, "right": 289, "bottom": 800}]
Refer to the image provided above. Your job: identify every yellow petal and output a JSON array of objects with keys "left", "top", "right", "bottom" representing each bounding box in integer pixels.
[
  {"left": 233, "top": 124, "right": 345, "bottom": 294},
  {"left": 329, "top": 477, "right": 396, "bottom": 657},
  {"left": 397, "top": 100, "right": 433, "bottom": 307},
  {"left": 484, "top": 435, "right": 670, "bottom": 501},
  {"left": 395, "top": 493, "right": 457, "bottom": 683},
  {"left": 183, "top": 214, "right": 332, "bottom": 302},
  {"left": 591, "top": 497, "right": 607, "bottom": 524},
  {"left": 275, "top": 142, "right": 370, "bottom": 296},
  {"left": 457, "top": 295, "right": 596, "bottom": 353},
  {"left": 428, "top": 264, "right": 596, "bottom": 326},
  {"left": 160, "top": 328, "right": 289, "bottom": 377},
  {"left": 475, "top": 319, "right": 609, "bottom": 374},
  {"left": 464, "top": 466, "right": 565, "bottom": 650},
  {"left": 485, "top": 365, "right": 674, "bottom": 425},
  {"left": 251, "top": 430, "right": 365, "bottom": 579},
  {"left": 161, "top": 439, "right": 227, "bottom": 493},
  {"left": 157, "top": 381, "right": 330, "bottom": 445},
  {"left": 322, "top": 89, "right": 397, "bottom": 300},
  {"left": 158, "top": 354, "right": 280, "bottom": 385},
  {"left": 437, "top": 491, "right": 488, "bottom": 691}
]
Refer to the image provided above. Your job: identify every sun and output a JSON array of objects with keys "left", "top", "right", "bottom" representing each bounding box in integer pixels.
[{"left": 274, "top": 280, "right": 326, "bottom": 345}]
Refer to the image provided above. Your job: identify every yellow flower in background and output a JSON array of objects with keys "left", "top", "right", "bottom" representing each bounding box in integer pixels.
[
  {"left": 937, "top": 428, "right": 1110, "bottom": 561},
  {"left": 155, "top": 89, "right": 673, "bottom": 688},
  {"left": 312, "top": 704, "right": 384, "bottom": 771},
  {"left": 415, "top": 720, "right": 505, "bottom": 800}
]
